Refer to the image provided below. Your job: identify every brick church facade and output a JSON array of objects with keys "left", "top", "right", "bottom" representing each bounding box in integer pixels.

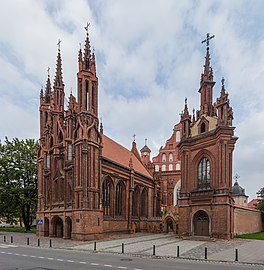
[
  {"left": 37, "top": 30, "right": 161, "bottom": 240},
  {"left": 37, "top": 29, "right": 262, "bottom": 240}
]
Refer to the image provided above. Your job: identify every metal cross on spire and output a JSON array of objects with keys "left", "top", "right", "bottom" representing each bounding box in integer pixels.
[
  {"left": 47, "top": 67, "right": 50, "bottom": 77},
  {"left": 133, "top": 134, "right": 136, "bottom": 142},
  {"left": 145, "top": 138, "right": 147, "bottom": 145},
  {"left": 84, "top": 22, "right": 90, "bottom": 33},
  {"left": 57, "top": 39, "right": 62, "bottom": 50},
  {"left": 221, "top": 77, "right": 225, "bottom": 86},
  {"left": 201, "top": 33, "right": 215, "bottom": 49},
  {"left": 233, "top": 173, "right": 240, "bottom": 182}
]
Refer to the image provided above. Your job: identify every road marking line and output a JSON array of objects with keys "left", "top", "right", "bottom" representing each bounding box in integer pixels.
[
  {"left": 104, "top": 265, "right": 112, "bottom": 267},
  {"left": 47, "top": 257, "right": 54, "bottom": 260},
  {"left": 91, "top": 263, "right": 99, "bottom": 266},
  {"left": 7, "top": 252, "right": 12, "bottom": 255},
  {"left": 57, "top": 259, "right": 64, "bottom": 261},
  {"left": 22, "top": 254, "right": 28, "bottom": 257},
  {"left": 67, "top": 260, "right": 74, "bottom": 263},
  {"left": 118, "top": 267, "right": 127, "bottom": 269},
  {"left": 30, "top": 255, "right": 36, "bottom": 258},
  {"left": 14, "top": 253, "right": 20, "bottom": 256},
  {"left": 79, "top": 262, "right": 87, "bottom": 264},
  {"left": 1, "top": 251, "right": 6, "bottom": 254},
  {"left": 134, "top": 269, "right": 143, "bottom": 270},
  {"left": 38, "top": 256, "right": 44, "bottom": 259}
]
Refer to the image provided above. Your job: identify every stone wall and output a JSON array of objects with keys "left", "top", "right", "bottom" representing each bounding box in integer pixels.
[{"left": 234, "top": 206, "right": 263, "bottom": 235}]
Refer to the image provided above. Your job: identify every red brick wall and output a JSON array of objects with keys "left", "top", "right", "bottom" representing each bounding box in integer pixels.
[{"left": 234, "top": 207, "right": 263, "bottom": 235}]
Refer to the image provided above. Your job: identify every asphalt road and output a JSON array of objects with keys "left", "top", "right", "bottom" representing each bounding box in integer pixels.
[{"left": 0, "top": 244, "right": 263, "bottom": 270}]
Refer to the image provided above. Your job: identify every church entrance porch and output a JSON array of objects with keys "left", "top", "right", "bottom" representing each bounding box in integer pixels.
[
  {"left": 193, "top": 210, "right": 209, "bottom": 236},
  {"left": 51, "top": 216, "right": 64, "bottom": 238}
]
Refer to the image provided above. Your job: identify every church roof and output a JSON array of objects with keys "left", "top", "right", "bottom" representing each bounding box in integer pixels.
[
  {"left": 140, "top": 145, "right": 151, "bottom": 153},
  {"left": 232, "top": 181, "right": 246, "bottom": 196},
  {"left": 102, "top": 134, "right": 152, "bottom": 179}
]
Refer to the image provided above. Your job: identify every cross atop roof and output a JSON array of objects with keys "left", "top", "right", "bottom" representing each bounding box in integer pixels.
[
  {"left": 201, "top": 33, "right": 215, "bottom": 49},
  {"left": 57, "top": 39, "right": 61, "bottom": 50},
  {"left": 133, "top": 134, "right": 136, "bottom": 142}
]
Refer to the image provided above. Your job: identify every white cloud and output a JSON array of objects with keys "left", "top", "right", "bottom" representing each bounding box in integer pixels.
[{"left": 0, "top": 0, "right": 263, "bottom": 198}]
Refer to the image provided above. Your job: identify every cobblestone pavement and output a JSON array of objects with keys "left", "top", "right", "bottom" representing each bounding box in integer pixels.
[{"left": 0, "top": 231, "right": 263, "bottom": 264}]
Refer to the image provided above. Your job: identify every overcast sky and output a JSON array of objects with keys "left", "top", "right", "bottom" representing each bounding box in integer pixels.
[{"left": 0, "top": 0, "right": 263, "bottom": 199}]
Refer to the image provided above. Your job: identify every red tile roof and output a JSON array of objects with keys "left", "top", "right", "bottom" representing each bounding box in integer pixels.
[
  {"left": 248, "top": 199, "right": 259, "bottom": 209},
  {"left": 102, "top": 134, "right": 152, "bottom": 179}
]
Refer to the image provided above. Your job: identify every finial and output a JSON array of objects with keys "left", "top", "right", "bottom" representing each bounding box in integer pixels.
[
  {"left": 145, "top": 138, "right": 147, "bottom": 146},
  {"left": 133, "top": 134, "right": 136, "bottom": 142},
  {"left": 193, "top": 108, "right": 195, "bottom": 115},
  {"left": 57, "top": 39, "right": 62, "bottom": 51},
  {"left": 70, "top": 87, "right": 73, "bottom": 95},
  {"left": 185, "top": 97, "right": 187, "bottom": 105},
  {"left": 201, "top": 33, "right": 215, "bottom": 49},
  {"left": 233, "top": 173, "right": 240, "bottom": 182},
  {"left": 79, "top": 43, "right": 82, "bottom": 50},
  {"left": 84, "top": 22, "right": 90, "bottom": 34},
  {"left": 221, "top": 77, "right": 225, "bottom": 86},
  {"left": 47, "top": 67, "right": 50, "bottom": 77}
]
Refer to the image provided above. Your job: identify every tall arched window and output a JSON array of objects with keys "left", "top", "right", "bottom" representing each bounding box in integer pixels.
[
  {"left": 46, "top": 154, "right": 50, "bottom": 169},
  {"left": 140, "top": 189, "right": 148, "bottom": 217},
  {"left": 155, "top": 165, "right": 159, "bottom": 172},
  {"left": 176, "top": 131, "right": 180, "bottom": 142},
  {"left": 200, "top": 122, "right": 206, "bottom": 133},
  {"left": 102, "top": 178, "right": 112, "bottom": 216},
  {"left": 169, "top": 153, "right": 173, "bottom": 162},
  {"left": 68, "top": 144, "right": 72, "bottom": 161},
  {"left": 176, "top": 163, "right": 181, "bottom": 171},
  {"left": 162, "top": 165, "right": 166, "bottom": 171},
  {"left": 132, "top": 186, "right": 140, "bottom": 217},
  {"left": 198, "top": 157, "right": 211, "bottom": 190},
  {"left": 169, "top": 164, "right": 173, "bottom": 171},
  {"left": 115, "top": 181, "right": 124, "bottom": 216},
  {"left": 162, "top": 153, "right": 166, "bottom": 162}
]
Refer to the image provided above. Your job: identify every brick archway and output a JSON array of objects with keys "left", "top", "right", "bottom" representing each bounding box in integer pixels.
[
  {"left": 193, "top": 210, "right": 209, "bottom": 236},
  {"left": 51, "top": 216, "right": 64, "bottom": 238}
]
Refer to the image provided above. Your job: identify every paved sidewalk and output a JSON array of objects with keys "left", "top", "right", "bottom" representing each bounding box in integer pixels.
[{"left": 0, "top": 231, "right": 263, "bottom": 265}]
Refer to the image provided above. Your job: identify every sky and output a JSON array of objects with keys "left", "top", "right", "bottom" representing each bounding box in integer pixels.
[{"left": 0, "top": 0, "right": 263, "bottom": 199}]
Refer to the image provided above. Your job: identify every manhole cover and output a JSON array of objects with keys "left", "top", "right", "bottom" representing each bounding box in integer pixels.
[{"left": 120, "top": 258, "right": 132, "bottom": 261}]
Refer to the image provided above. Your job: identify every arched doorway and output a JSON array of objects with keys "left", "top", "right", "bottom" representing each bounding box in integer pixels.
[
  {"left": 44, "top": 217, "right": 49, "bottom": 237},
  {"left": 54, "top": 217, "right": 63, "bottom": 238},
  {"left": 65, "top": 217, "right": 72, "bottom": 239},
  {"left": 193, "top": 210, "right": 209, "bottom": 236},
  {"left": 166, "top": 218, "right": 174, "bottom": 233}
]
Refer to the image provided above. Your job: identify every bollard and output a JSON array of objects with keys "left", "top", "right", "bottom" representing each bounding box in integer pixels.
[
  {"left": 153, "top": 245, "right": 156, "bottom": 256},
  {"left": 177, "top": 245, "right": 180, "bottom": 257},
  {"left": 38, "top": 239, "right": 40, "bottom": 247},
  {"left": 27, "top": 238, "right": 29, "bottom": 245},
  {"left": 49, "top": 239, "right": 52, "bottom": 248},
  {"left": 94, "top": 241, "right": 97, "bottom": 251},
  {"left": 4, "top": 235, "right": 6, "bottom": 243},
  {"left": 11, "top": 236, "right": 13, "bottom": 244},
  {"left": 235, "top": 248, "right": 238, "bottom": 262},
  {"left": 204, "top": 247, "right": 207, "bottom": 260},
  {"left": 121, "top": 243, "right": 124, "bottom": 254}
]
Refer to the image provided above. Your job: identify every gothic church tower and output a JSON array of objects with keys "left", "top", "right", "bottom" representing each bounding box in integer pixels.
[{"left": 178, "top": 34, "right": 238, "bottom": 239}]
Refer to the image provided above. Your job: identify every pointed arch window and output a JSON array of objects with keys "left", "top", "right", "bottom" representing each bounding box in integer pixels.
[
  {"left": 132, "top": 186, "right": 140, "bottom": 217},
  {"left": 162, "top": 153, "right": 166, "bottom": 162},
  {"left": 140, "top": 189, "right": 148, "bottom": 217},
  {"left": 200, "top": 122, "right": 206, "bottom": 133},
  {"left": 102, "top": 177, "right": 112, "bottom": 216},
  {"left": 115, "top": 181, "right": 124, "bottom": 216},
  {"left": 46, "top": 154, "right": 50, "bottom": 169},
  {"left": 85, "top": 80, "right": 89, "bottom": 111},
  {"left": 169, "top": 153, "right": 173, "bottom": 162},
  {"left": 198, "top": 157, "right": 211, "bottom": 190}
]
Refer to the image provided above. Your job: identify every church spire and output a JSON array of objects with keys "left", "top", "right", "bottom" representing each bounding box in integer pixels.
[
  {"left": 198, "top": 33, "right": 215, "bottom": 117},
  {"left": 53, "top": 40, "right": 64, "bottom": 88},
  {"left": 83, "top": 23, "right": 91, "bottom": 70},
  {"left": 180, "top": 98, "right": 191, "bottom": 138},
  {"left": 45, "top": 67, "right": 51, "bottom": 103}
]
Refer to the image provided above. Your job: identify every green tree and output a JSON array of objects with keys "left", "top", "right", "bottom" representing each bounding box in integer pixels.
[
  {"left": 0, "top": 137, "right": 38, "bottom": 232},
  {"left": 256, "top": 187, "right": 264, "bottom": 211}
]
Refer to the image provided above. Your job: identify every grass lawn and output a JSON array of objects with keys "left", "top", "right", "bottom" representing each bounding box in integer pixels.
[
  {"left": 0, "top": 226, "right": 36, "bottom": 234},
  {"left": 236, "top": 232, "right": 264, "bottom": 240}
]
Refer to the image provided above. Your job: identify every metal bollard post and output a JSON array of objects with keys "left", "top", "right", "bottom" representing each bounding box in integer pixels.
[
  {"left": 38, "top": 239, "right": 40, "bottom": 247},
  {"left": 204, "top": 247, "right": 207, "bottom": 260},
  {"left": 177, "top": 245, "right": 180, "bottom": 257},
  {"left": 235, "top": 248, "right": 238, "bottom": 261},
  {"left": 49, "top": 239, "right": 52, "bottom": 248},
  {"left": 153, "top": 245, "right": 156, "bottom": 256},
  {"left": 121, "top": 243, "right": 124, "bottom": 254},
  {"left": 94, "top": 241, "right": 97, "bottom": 251},
  {"left": 4, "top": 235, "right": 6, "bottom": 243},
  {"left": 11, "top": 236, "right": 13, "bottom": 244},
  {"left": 27, "top": 238, "right": 29, "bottom": 245}
]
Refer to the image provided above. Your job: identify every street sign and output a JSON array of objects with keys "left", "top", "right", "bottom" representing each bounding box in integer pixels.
[{"left": 37, "top": 219, "right": 43, "bottom": 225}]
